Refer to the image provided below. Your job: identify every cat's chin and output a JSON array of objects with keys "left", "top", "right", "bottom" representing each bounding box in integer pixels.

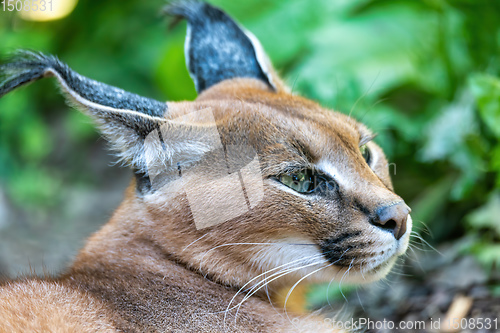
[
  {"left": 362, "top": 256, "right": 398, "bottom": 281},
  {"left": 331, "top": 256, "right": 399, "bottom": 285}
]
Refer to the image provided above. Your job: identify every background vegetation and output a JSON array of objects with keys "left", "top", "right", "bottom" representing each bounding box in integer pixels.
[{"left": 0, "top": 0, "right": 498, "bottom": 313}]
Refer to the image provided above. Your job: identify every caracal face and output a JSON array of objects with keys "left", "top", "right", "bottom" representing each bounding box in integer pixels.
[
  {"left": 143, "top": 78, "right": 412, "bottom": 289},
  {"left": 0, "top": 1, "right": 411, "bottom": 296}
]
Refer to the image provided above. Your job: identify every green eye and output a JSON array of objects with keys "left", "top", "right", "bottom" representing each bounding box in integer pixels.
[
  {"left": 360, "top": 144, "right": 371, "bottom": 165},
  {"left": 278, "top": 169, "right": 315, "bottom": 193}
]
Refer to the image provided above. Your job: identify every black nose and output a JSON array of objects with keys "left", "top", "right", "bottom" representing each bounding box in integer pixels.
[{"left": 371, "top": 202, "right": 411, "bottom": 240}]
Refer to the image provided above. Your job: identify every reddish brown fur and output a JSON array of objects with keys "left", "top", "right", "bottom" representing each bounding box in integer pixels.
[{"left": 0, "top": 78, "right": 411, "bottom": 332}]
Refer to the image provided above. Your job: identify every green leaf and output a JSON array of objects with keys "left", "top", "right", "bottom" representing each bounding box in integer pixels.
[
  {"left": 472, "top": 244, "right": 500, "bottom": 269},
  {"left": 410, "top": 176, "right": 454, "bottom": 224},
  {"left": 305, "top": 282, "right": 356, "bottom": 310},
  {"left": 491, "top": 145, "right": 500, "bottom": 188},
  {"left": 469, "top": 74, "right": 500, "bottom": 138},
  {"left": 154, "top": 30, "right": 197, "bottom": 101},
  {"left": 466, "top": 192, "right": 500, "bottom": 236}
]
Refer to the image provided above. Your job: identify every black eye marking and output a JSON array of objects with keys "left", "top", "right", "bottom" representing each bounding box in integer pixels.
[{"left": 276, "top": 169, "right": 337, "bottom": 195}]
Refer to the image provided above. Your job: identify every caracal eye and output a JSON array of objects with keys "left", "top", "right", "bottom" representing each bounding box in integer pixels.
[
  {"left": 278, "top": 169, "right": 315, "bottom": 193},
  {"left": 360, "top": 144, "right": 372, "bottom": 165}
]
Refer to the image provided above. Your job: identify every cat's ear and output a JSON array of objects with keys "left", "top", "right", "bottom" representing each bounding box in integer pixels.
[
  {"left": 0, "top": 51, "right": 218, "bottom": 177},
  {"left": 166, "top": 1, "right": 286, "bottom": 93}
]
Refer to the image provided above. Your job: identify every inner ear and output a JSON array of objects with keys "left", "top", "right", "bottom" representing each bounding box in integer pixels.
[{"left": 166, "top": 1, "right": 277, "bottom": 93}]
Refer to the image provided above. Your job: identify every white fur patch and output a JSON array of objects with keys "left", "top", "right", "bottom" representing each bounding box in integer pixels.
[
  {"left": 243, "top": 29, "right": 276, "bottom": 90},
  {"left": 184, "top": 24, "right": 197, "bottom": 90},
  {"left": 366, "top": 141, "right": 379, "bottom": 167},
  {"left": 316, "top": 160, "right": 351, "bottom": 190},
  {"left": 45, "top": 69, "right": 163, "bottom": 121},
  {"left": 249, "top": 238, "right": 332, "bottom": 285}
]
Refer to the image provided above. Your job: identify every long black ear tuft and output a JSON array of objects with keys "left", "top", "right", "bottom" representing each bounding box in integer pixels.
[
  {"left": 0, "top": 50, "right": 172, "bottom": 175},
  {"left": 0, "top": 51, "right": 49, "bottom": 98},
  {"left": 165, "top": 0, "right": 276, "bottom": 93},
  {"left": 0, "top": 50, "right": 168, "bottom": 117},
  {"left": 0, "top": 50, "right": 236, "bottom": 189}
]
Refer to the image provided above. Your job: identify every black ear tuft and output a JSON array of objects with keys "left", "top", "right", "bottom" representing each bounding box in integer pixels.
[
  {"left": 0, "top": 50, "right": 168, "bottom": 118},
  {"left": 0, "top": 50, "right": 52, "bottom": 98},
  {"left": 165, "top": 0, "right": 275, "bottom": 93},
  {"left": 0, "top": 50, "right": 173, "bottom": 175}
]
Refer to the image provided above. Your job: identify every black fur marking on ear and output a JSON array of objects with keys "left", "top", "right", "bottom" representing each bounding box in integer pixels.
[
  {"left": 165, "top": 1, "right": 273, "bottom": 92},
  {"left": 0, "top": 51, "right": 168, "bottom": 117},
  {"left": 134, "top": 170, "right": 153, "bottom": 195}
]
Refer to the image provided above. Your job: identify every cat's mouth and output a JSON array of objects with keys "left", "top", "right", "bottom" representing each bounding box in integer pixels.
[
  {"left": 321, "top": 249, "right": 397, "bottom": 270},
  {"left": 323, "top": 254, "right": 399, "bottom": 284},
  {"left": 318, "top": 236, "right": 410, "bottom": 283},
  {"left": 319, "top": 215, "right": 412, "bottom": 271}
]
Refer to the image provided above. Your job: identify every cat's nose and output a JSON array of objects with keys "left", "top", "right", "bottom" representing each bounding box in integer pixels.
[{"left": 371, "top": 202, "right": 411, "bottom": 240}]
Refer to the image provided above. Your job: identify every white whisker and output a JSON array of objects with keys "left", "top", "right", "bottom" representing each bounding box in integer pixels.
[
  {"left": 221, "top": 253, "right": 324, "bottom": 328},
  {"left": 182, "top": 233, "right": 209, "bottom": 252},
  {"left": 231, "top": 259, "right": 327, "bottom": 324},
  {"left": 338, "top": 258, "right": 355, "bottom": 302},
  {"left": 199, "top": 242, "right": 316, "bottom": 271},
  {"left": 410, "top": 232, "right": 443, "bottom": 255},
  {"left": 284, "top": 262, "right": 335, "bottom": 327}
]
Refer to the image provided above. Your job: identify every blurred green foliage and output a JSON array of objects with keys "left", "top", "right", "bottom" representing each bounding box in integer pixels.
[{"left": 0, "top": 0, "right": 499, "bottom": 273}]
